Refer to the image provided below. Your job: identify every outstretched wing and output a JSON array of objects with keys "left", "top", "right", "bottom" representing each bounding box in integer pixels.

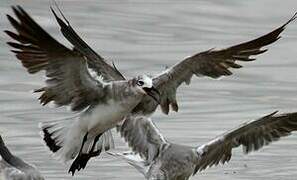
[
  {"left": 5, "top": 6, "right": 105, "bottom": 111},
  {"left": 50, "top": 5, "right": 125, "bottom": 82},
  {"left": 118, "top": 116, "right": 167, "bottom": 163},
  {"left": 153, "top": 13, "right": 297, "bottom": 114},
  {"left": 193, "top": 111, "right": 297, "bottom": 174},
  {"left": 0, "top": 135, "right": 33, "bottom": 171}
]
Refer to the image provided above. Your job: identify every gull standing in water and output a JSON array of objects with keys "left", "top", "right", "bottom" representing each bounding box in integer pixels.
[
  {"left": 0, "top": 135, "right": 44, "bottom": 180},
  {"left": 110, "top": 111, "right": 297, "bottom": 180},
  {"left": 5, "top": 4, "right": 296, "bottom": 175}
]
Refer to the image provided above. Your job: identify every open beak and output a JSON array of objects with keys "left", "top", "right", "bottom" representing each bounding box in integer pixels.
[{"left": 143, "top": 86, "right": 161, "bottom": 104}]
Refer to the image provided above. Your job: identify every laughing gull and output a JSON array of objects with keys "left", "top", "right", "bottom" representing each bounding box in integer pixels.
[
  {"left": 5, "top": 4, "right": 296, "bottom": 175},
  {"left": 0, "top": 135, "right": 44, "bottom": 180},
  {"left": 5, "top": 6, "right": 160, "bottom": 175},
  {"left": 111, "top": 111, "right": 297, "bottom": 180}
]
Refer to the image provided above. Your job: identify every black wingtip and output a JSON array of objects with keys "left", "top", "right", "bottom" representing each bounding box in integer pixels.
[
  {"left": 50, "top": 6, "right": 66, "bottom": 28},
  {"left": 50, "top": 1, "right": 70, "bottom": 25},
  {"left": 264, "top": 110, "right": 279, "bottom": 118},
  {"left": 4, "top": 30, "right": 20, "bottom": 43},
  {"left": 3, "top": 30, "right": 11, "bottom": 36},
  {"left": 0, "top": 135, "right": 5, "bottom": 146},
  {"left": 50, "top": 6, "right": 56, "bottom": 17},
  {"left": 11, "top": 5, "right": 19, "bottom": 16},
  {"left": 112, "top": 61, "right": 126, "bottom": 80},
  {"left": 284, "top": 11, "right": 297, "bottom": 27},
  {"left": 10, "top": 5, "right": 17, "bottom": 12},
  {"left": 11, "top": 5, "right": 26, "bottom": 21},
  {"left": 6, "top": 14, "right": 16, "bottom": 25},
  {"left": 276, "top": 11, "right": 297, "bottom": 36}
]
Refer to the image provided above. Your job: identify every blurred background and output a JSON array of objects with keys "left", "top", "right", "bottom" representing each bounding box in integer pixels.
[{"left": 0, "top": 0, "right": 297, "bottom": 179}]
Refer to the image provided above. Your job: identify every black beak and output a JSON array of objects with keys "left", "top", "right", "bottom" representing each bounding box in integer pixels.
[{"left": 143, "top": 86, "right": 161, "bottom": 104}]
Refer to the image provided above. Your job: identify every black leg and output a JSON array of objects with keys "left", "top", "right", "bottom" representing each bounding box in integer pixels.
[
  {"left": 80, "top": 132, "right": 89, "bottom": 153},
  {"left": 68, "top": 133, "right": 103, "bottom": 176},
  {"left": 68, "top": 132, "right": 88, "bottom": 176},
  {"left": 77, "top": 133, "right": 102, "bottom": 169}
]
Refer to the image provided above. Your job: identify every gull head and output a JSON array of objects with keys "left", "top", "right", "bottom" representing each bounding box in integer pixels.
[
  {"left": 130, "top": 75, "right": 160, "bottom": 104},
  {"left": 136, "top": 74, "right": 153, "bottom": 88}
]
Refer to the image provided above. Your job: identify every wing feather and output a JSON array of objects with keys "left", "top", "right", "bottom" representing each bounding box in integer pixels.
[
  {"left": 153, "top": 13, "right": 297, "bottom": 114},
  {"left": 118, "top": 116, "right": 167, "bottom": 163},
  {"left": 50, "top": 5, "right": 125, "bottom": 82},
  {"left": 5, "top": 6, "right": 105, "bottom": 111},
  {"left": 193, "top": 111, "right": 297, "bottom": 174}
]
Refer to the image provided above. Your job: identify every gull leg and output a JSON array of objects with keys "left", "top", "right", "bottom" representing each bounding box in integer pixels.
[
  {"left": 77, "top": 133, "right": 102, "bottom": 170},
  {"left": 68, "top": 133, "right": 102, "bottom": 176},
  {"left": 68, "top": 132, "right": 89, "bottom": 176}
]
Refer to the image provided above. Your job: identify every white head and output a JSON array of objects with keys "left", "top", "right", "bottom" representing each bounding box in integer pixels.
[
  {"left": 136, "top": 75, "right": 153, "bottom": 88},
  {"left": 129, "top": 75, "right": 160, "bottom": 104}
]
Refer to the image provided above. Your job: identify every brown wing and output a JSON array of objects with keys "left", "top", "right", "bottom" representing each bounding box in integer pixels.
[
  {"left": 50, "top": 5, "right": 125, "bottom": 82},
  {"left": 5, "top": 6, "right": 105, "bottom": 111},
  {"left": 193, "top": 111, "right": 297, "bottom": 174},
  {"left": 153, "top": 13, "right": 297, "bottom": 114}
]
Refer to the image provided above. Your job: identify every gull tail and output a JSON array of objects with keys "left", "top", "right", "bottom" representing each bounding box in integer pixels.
[
  {"left": 39, "top": 120, "right": 67, "bottom": 153},
  {"left": 39, "top": 119, "right": 84, "bottom": 163},
  {"left": 107, "top": 151, "right": 147, "bottom": 176}
]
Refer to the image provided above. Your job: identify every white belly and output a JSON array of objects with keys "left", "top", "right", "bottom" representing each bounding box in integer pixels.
[{"left": 80, "top": 100, "right": 130, "bottom": 136}]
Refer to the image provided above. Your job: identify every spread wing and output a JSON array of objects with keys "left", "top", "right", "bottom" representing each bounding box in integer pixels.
[
  {"left": 153, "top": 13, "right": 297, "bottom": 114},
  {"left": 193, "top": 111, "right": 297, "bottom": 174},
  {"left": 118, "top": 116, "right": 167, "bottom": 163},
  {"left": 50, "top": 5, "right": 125, "bottom": 82},
  {"left": 5, "top": 6, "right": 106, "bottom": 111},
  {"left": 0, "top": 135, "right": 33, "bottom": 171}
]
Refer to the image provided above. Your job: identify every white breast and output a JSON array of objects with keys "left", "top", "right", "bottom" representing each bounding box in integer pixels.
[{"left": 81, "top": 100, "right": 131, "bottom": 135}]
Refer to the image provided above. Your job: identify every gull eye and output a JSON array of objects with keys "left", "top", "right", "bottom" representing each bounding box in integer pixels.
[{"left": 137, "top": 80, "right": 144, "bottom": 86}]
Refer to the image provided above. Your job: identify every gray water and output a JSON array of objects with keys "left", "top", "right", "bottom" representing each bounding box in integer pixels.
[{"left": 0, "top": 0, "right": 297, "bottom": 179}]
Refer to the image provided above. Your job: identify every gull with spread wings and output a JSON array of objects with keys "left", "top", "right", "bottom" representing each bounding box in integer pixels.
[
  {"left": 110, "top": 111, "right": 297, "bottom": 180},
  {"left": 0, "top": 135, "right": 44, "bottom": 180},
  {"left": 5, "top": 5, "right": 296, "bottom": 175},
  {"left": 5, "top": 6, "right": 160, "bottom": 175}
]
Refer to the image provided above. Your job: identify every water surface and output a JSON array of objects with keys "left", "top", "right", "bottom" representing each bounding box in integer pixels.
[{"left": 0, "top": 0, "right": 297, "bottom": 179}]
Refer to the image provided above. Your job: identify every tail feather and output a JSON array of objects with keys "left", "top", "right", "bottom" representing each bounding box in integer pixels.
[
  {"left": 39, "top": 120, "right": 78, "bottom": 162},
  {"left": 40, "top": 119, "right": 116, "bottom": 176},
  {"left": 39, "top": 121, "right": 67, "bottom": 153},
  {"left": 41, "top": 127, "right": 61, "bottom": 153}
]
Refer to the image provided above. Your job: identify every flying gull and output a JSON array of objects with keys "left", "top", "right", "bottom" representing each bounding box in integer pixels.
[
  {"left": 0, "top": 135, "right": 44, "bottom": 180},
  {"left": 5, "top": 6, "right": 160, "bottom": 175},
  {"left": 110, "top": 111, "right": 297, "bottom": 180},
  {"left": 5, "top": 5, "right": 296, "bottom": 175}
]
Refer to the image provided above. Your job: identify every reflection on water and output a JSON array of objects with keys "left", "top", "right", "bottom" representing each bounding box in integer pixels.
[{"left": 0, "top": 0, "right": 297, "bottom": 179}]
